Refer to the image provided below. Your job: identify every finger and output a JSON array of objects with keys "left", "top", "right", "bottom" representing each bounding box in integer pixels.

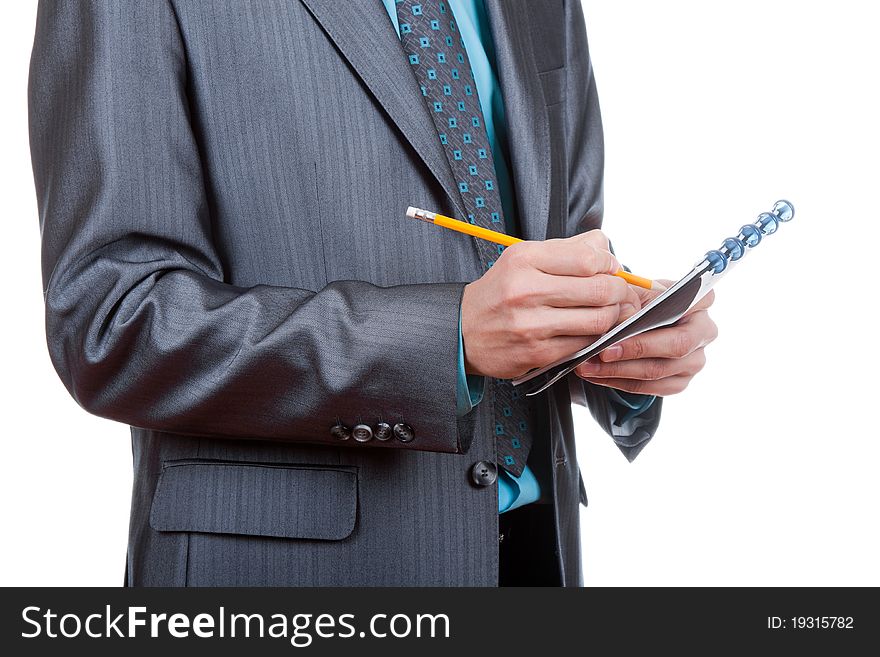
[
  {"left": 668, "top": 311, "right": 719, "bottom": 346},
  {"left": 685, "top": 288, "right": 716, "bottom": 316},
  {"left": 529, "top": 335, "right": 600, "bottom": 369},
  {"left": 511, "top": 238, "right": 620, "bottom": 277},
  {"left": 633, "top": 277, "right": 672, "bottom": 306},
  {"left": 573, "top": 229, "right": 610, "bottom": 252},
  {"left": 599, "top": 311, "right": 716, "bottom": 362},
  {"left": 577, "top": 349, "right": 706, "bottom": 380},
  {"left": 634, "top": 285, "right": 660, "bottom": 307},
  {"left": 577, "top": 374, "right": 692, "bottom": 396},
  {"left": 538, "top": 273, "right": 632, "bottom": 308},
  {"left": 616, "top": 285, "right": 642, "bottom": 322},
  {"left": 532, "top": 304, "right": 622, "bottom": 338}
]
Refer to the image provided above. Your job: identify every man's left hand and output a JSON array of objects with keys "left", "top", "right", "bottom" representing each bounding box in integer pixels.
[{"left": 574, "top": 279, "right": 718, "bottom": 396}]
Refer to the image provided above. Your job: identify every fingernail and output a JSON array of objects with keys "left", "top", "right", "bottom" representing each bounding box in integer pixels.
[
  {"left": 578, "top": 361, "right": 599, "bottom": 373},
  {"left": 601, "top": 345, "right": 623, "bottom": 362}
]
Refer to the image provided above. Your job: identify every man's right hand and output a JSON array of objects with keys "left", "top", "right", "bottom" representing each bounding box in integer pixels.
[{"left": 460, "top": 230, "right": 640, "bottom": 379}]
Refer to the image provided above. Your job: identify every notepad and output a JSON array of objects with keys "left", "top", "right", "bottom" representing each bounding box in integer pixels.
[{"left": 512, "top": 200, "right": 795, "bottom": 395}]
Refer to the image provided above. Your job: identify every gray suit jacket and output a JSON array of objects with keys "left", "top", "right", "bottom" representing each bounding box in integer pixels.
[{"left": 29, "top": 0, "right": 661, "bottom": 586}]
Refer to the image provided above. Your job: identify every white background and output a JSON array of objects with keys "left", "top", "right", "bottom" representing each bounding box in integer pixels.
[{"left": 1, "top": 1, "right": 878, "bottom": 586}]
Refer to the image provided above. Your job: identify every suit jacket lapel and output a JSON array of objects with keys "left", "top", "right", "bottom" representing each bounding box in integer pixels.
[
  {"left": 299, "top": 0, "right": 467, "bottom": 219},
  {"left": 299, "top": 0, "right": 551, "bottom": 241},
  {"left": 484, "top": 0, "right": 552, "bottom": 242}
]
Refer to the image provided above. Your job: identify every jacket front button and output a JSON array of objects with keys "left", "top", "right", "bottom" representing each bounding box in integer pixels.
[
  {"left": 393, "top": 422, "right": 415, "bottom": 443},
  {"left": 374, "top": 421, "right": 393, "bottom": 441},
  {"left": 352, "top": 423, "right": 373, "bottom": 442},
  {"left": 470, "top": 460, "right": 497, "bottom": 487},
  {"left": 330, "top": 423, "right": 351, "bottom": 441}
]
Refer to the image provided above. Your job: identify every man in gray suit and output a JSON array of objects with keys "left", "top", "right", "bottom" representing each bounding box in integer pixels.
[{"left": 29, "top": 0, "right": 716, "bottom": 586}]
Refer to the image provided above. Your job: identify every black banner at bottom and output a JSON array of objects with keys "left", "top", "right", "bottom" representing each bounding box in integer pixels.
[{"left": 1, "top": 587, "right": 875, "bottom": 655}]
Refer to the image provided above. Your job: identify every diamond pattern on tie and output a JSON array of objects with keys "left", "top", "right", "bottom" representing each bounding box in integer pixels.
[{"left": 395, "top": 0, "right": 532, "bottom": 477}]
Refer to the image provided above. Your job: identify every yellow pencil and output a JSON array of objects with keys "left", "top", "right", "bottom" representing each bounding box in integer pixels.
[{"left": 405, "top": 206, "right": 660, "bottom": 291}]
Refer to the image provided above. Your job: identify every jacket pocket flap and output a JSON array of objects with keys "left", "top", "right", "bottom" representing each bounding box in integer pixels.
[{"left": 150, "top": 459, "right": 357, "bottom": 541}]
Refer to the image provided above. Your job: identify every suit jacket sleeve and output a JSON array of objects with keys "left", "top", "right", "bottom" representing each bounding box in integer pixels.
[
  {"left": 561, "top": 0, "right": 662, "bottom": 461},
  {"left": 28, "top": 0, "right": 466, "bottom": 454}
]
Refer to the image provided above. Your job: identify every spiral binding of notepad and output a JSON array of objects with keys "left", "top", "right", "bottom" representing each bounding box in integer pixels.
[
  {"left": 513, "top": 200, "right": 796, "bottom": 394},
  {"left": 704, "top": 199, "right": 794, "bottom": 274}
]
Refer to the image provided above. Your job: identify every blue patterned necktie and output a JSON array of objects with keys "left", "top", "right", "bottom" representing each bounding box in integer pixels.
[{"left": 395, "top": 0, "right": 532, "bottom": 477}]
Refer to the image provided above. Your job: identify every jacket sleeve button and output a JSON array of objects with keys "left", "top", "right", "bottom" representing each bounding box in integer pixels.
[
  {"left": 352, "top": 423, "right": 373, "bottom": 442},
  {"left": 392, "top": 422, "right": 415, "bottom": 443},
  {"left": 374, "top": 421, "right": 393, "bottom": 441},
  {"left": 330, "top": 423, "right": 351, "bottom": 441}
]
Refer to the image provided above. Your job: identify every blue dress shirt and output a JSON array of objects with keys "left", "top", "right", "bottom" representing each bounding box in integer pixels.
[{"left": 382, "top": 0, "right": 655, "bottom": 513}]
